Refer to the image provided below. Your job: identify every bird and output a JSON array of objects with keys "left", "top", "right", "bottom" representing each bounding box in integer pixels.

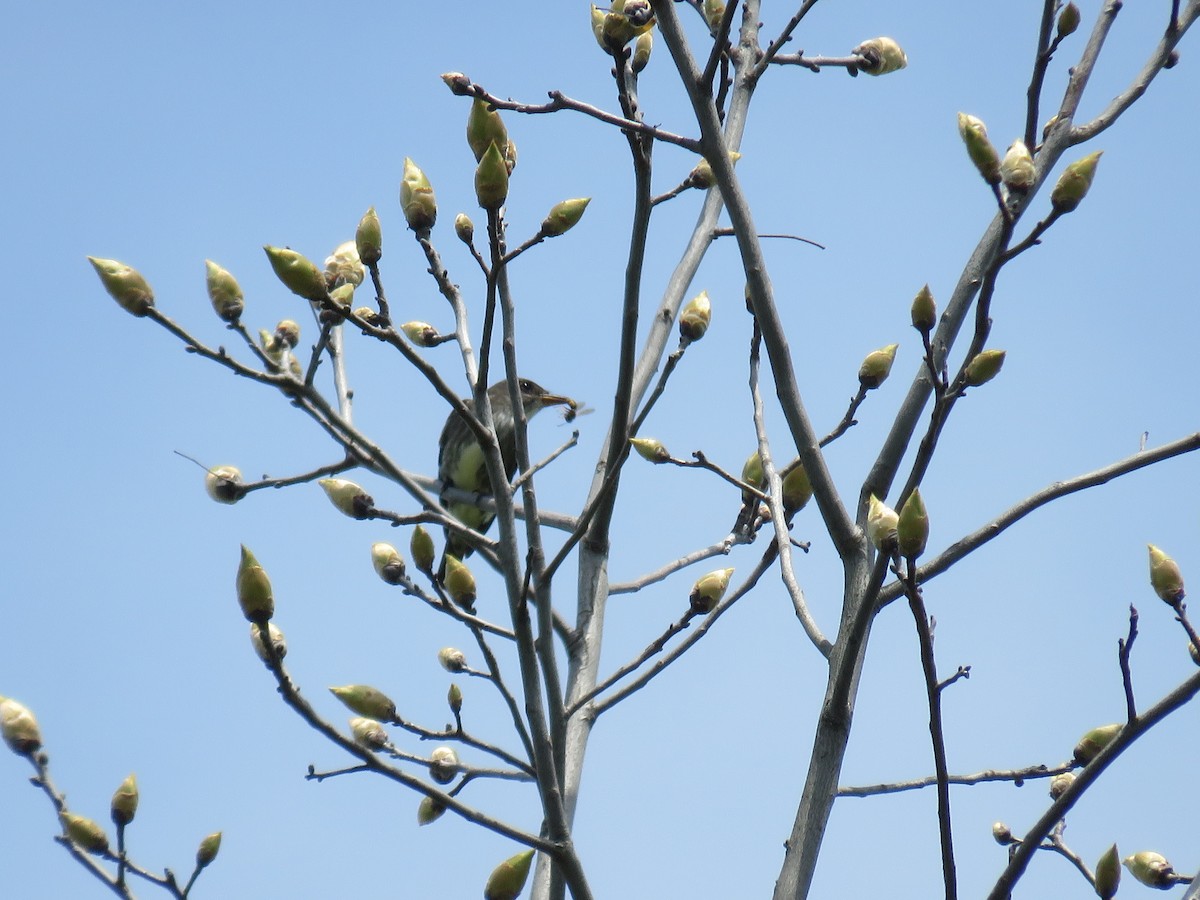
[{"left": 437, "top": 378, "right": 571, "bottom": 573}]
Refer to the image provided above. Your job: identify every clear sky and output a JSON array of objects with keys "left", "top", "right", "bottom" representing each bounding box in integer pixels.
[{"left": 3, "top": 2, "right": 1198, "bottom": 898}]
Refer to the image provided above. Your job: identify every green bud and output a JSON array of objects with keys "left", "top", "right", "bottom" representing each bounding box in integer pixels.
[
  {"left": 274, "top": 319, "right": 301, "bottom": 348},
  {"left": 467, "top": 97, "right": 509, "bottom": 164},
  {"left": 1073, "top": 723, "right": 1121, "bottom": 765},
  {"left": 630, "top": 437, "right": 670, "bottom": 463},
  {"left": 852, "top": 37, "right": 908, "bottom": 76},
  {"left": 196, "top": 831, "right": 222, "bottom": 868},
  {"left": 1057, "top": 2, "right": 1081, "bottom": 38},
  {"left": 318, "top": 478, "right": 374, "bottom": 519},
  {"left": 541, "top": 197, "right": 591, "bottom": 238},
  {"left": 400, "top": 321, "right": 438, "bottom": 347},
  {"left": 591, "top": 5, "right": 607, "bottom": 49},
  {"left": 632, "top": 30, "right": 653, "bottom": 72},
  {"left": 474, "top": 141, "right": 509, "bottom": 211},
  {"left": 417, "top": 795, "right": 446, "bottom": 825},
  {"left": 447, "top": 683, "right": 463, "bottom": 715},
  {"left": 204, "top": 465, "right": 244, "bottom": 505},
  {"left": 438, "top": 647, "right": 467, "bottom": 673},
  {"left": 867, "top": 494, "right": 900, "bottom": 552},
  {"left": 1123, "top": 851, "right": 1176, "bottom": 889},
  {"left": 454, "top": 213, "right": 475, "bottom": 244},
  {"left": 88, "top": 257, "right": 154, "bottom": 316},
  {"left": 1000, "top": 140, "right": 1036, "bottom": 194},
  {"left": 1095, "top": 844, "right": 1120, "bottom": 900},
  {"left": 911, "top": 284, "right": 937, "bottom": 333},
  {"left": 355, "top": 207, "right": 382, "bottom": 266},
  {"left": 690, "top": 567, "right": 734, "bottom": 614},
  {"left": 443, "top": 555, "right": 477, "bottom": 610},
  {"left": 1048, "top": 772, "right": 1075, "bottom": 800},
  {"left": 371, "top": 542, "right": 406, "bottom": 585},
  {"left": 60, "top": 812, "right": 109, "bottom": 855},
  {"left": 485, "top": 849, "right": 536, "bottom": 900},
  {"left": 1189, "top": 639, "right": 1199, "bottom": 666},
  {"left": 858, "top": 343, "right": 899, "bottom": 389},
  {"left": 440, "top": 71, "right": 471, "bottom": 96},
  {"left": 957, "top": 113, "right": 1001, "bottom": 185},
  {"left": 897, "top": 488, "right": 928, "bottom": 559},
  {"left": 992, "top": 822, "right": 1013, "bottom": 845},
  {"left": 1051, "top": 151, "right": 1103, "bottom": 213},
  {"left": 429, "top": 746, "right": 459, "bottom": 784},
  {"left": 204, "top": 260, "right": 244, "bottom": 323},
  {"left": 741, "top": 452, "right": 765, "bottom": 490},
  {"left": 963, "top": 349, "right": 1006, "bottom": 386},
  {"left": 781, "top": 462, "right": 813, "bottom": 514},
  {"left": 411, "top": 526, "right": 436, "bottom": 576},
  {"left": 263, "top": 246, "right": 327, "bottom": 303},
  {"left": 328, "top": 283, "right": 355, "bottom": 311},
  {"left": 236, "top": 545, "right": 274, "bottom": 623},
  {"left": 324, "top": 240, "right": 364, "bottom": 288},
  {"left": 687, "top": 151, "right": 741, "bottom": 189},
  {"left": 1148, "top": 544, "right": 1185, "bottom": 605},
  {"left": 400, "top": 158, "right": 438, "bottom": 231},
  {"left": 110, "top": 773, "right": 139, "bottom": 827},
  {"left": 0, "top": 697, "right": 43, "bottom": 756},
  {"left": 597, "top": 1, "right": 654, "bottom": 50},
  {"left": 330, "top": 685, "right": 397, "bottom": 722},
  {"left": 250, "top": 622, "right": 287, "bottom": 663},
  {"left": 349, "top": 716, "right": 389, "bottom": 751},
  {"left": 679, "top": 290, "right": 712, "bottom": 343}
]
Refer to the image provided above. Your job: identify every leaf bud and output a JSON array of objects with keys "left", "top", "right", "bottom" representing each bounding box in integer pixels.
[
  {"left": 330, "top": 685, "right": 398, "bottom": 722},
  {"left": 467, "top": 97, "right": 509, "bottom": 164},
  {"left": 897, "top": 488, "right": 928, "bottom": 559},
  {"left": 630, "top": 437, "right": 670, "bottom": 463},
  {"left": 326, "top": 284, "right": 355, "bottom": 312},
  {"left": 632, "top": 31, "right": 653, "bottom": 72},
  {"left": 447, "top": 683, "right": 463, "bottom": 716},
  {"left": 350, "top": 716, "right": 389, "bottom": 751},
  {"left": 371, "top": 542, "right": 406, "bottom": 585},
  {"left": 204, "top": 466, "right": 244, "bottom": 505},
  {"left": 1095, "top": 844, "right": 1121, "bottom": 900},
  {"left": 263, "top": 246, "right": 327, "bottom": 303},
  {"left": 690, "top": 567, "right": 734, "bottom": 614},
  {"left": 1122, "top": 851, "right": 1176, "bottom": 889},
  {"left": 324, "top": 240, "right": 364, "bottom": 288},
  {"left": 443, "top": 555, "right": 477, "bottom": 610},
  {"left": 474, "top": 141, "right": 509, "bottom": 211},
  {"left": 852, "top": 37, "right": 908, "bottom": 76},
  {"left": 1148, "top": 544, "right": 1185, "bottom": 605},
  {"left": 110, "top": 773, "right": 139, "bottom": 827},
  {"left": 992, "top": 822, "right": 1013, "bottom": 845},
  {"left": 485, "top": 849, "right": 536, "bottom": 900},
  {"left": 540, "top": 198, "right": 591, "bottom": 238},
  {"left": 1000, "top": 140, "right": 1036, "bottom": 194},
  {"left": 438, "top": 647, "right": 467, "bottom": 673},
  {"left": 204, "top": 260, "right": 244, "bottom": 323},
  {"left": 411, "top": 526, "right": 436, "bottom": 576},
  {"left": 196, "top": 831, "right": 222, "bottom": 868},
  {"left": 781, "top": 462, "right": 813, "bottom": 514},
  {"left": 858, "top": 343, "right": 899, "bottom": 389},
  {"left": 318, "top": 478, "right": 374, "bottom": 519},
  {"left": 417, "top": 795, "right": 446, "bottom": 825},
  {"left": 249, "top": 622, "right": 287, "bottom": 663},
  {"left": 454, "top": 213, "right": 475, "bottom": 244},
  {"left": 687, "top": 151, "right": 741, "bottom": 189},
  {"left": 1073, "top": 723, "right": 1121, "bottom": 765},
  {"left": 401, "top": 321, "right": 438, "bottom": 347},
  {"left": 236, "top": 545, "right": 274, "bottom": 623},
  {"left": 355, "top": 207, "right": 382, "bottom": 266},
  {"left": 87, "top": 257, "right": 155, "bottom": 316},
  {"left": 60, "top": 812, "right": 109, "bottom": 855},
  {"left": 1048, "top": 771, "right": 1075, "bottom": 799},
  {"left": 703, "top": 0, "right": 726, "bottom": 28},
  {"left": 1057, "top": 2, "right": 1081, "bottom": 38},
  {"left": 1051, "top": 151, "right": 1103, "bottom": 213},
  {"left": 274, "top": 319, "right": 301, "bottom": 348},
  {"left": 957, "top": 113, "right": 1001, "bottom": 185},
  {"left": 964, "top": 349, "right": 1006, "bottom": 386},
  {"left": 0, "top": 697, "right": 43, "bottom": 756},
  {"left": 400, "top": 158, "right": 438, "bottom": 231},
  {"left": 741, "top": 452, "right": 765, "bottom": 490},
  {"left": 429, "top": 746, "right": 459, "bottom": 784},
  {"left": 867, "top": 494, "right": 900, "bottom": 553},
  {"left": 679, "top": 290, "right": 712, "bottom": 343},
  {"left": 440, "top": 71, "right": 471, "bottom": 96},
  {"left": 911, "top": 284, "right": 937, "bottom": 333}
]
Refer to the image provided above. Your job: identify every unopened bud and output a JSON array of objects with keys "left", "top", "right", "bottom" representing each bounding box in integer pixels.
[
  {"left": 1148, "top": 544, "right": 1185, "bottom": 605},
  {"left": 371, "top": 542, "right": 406, "bottom": 585},
  {"left": 196, "top": 831, "right": 222, "bottom": 868},
  {"left": 741, "top": 452, "right": 765, "bottom": 490},
  {"left": 541, "top": 198, "right": 591, "bottom": 238},
  {"left": 330, "top": 685, "right": 397, "bottom": 722},
  {"left": 858, "top": 343, "right": 899, "bottom": 389},
  {"left": 1048, "top": 772, "right": 1075, "bottom": 799},
  {"left": 964, "top": 349, "right": 1006, "bottom": 386},
  {"left": 466, "top": 97, "right": 509, "bottom": 164},
  {"left": 440, "top": 71, "right": 471, "bottom": 96},
  {"left": 781, "top": 462, "right": 813, "bottom": 514},
  {"left": 411, "top": 526, "right": 436, "bottom": 576},
  {"left": 1051, "top": 151, "right": 1103, "bottom": 213},
  {"left": 911, "top": 284, "right": 936, "bottom": 333},
  {"left": 867, "top": 494, "right": 900, "bottom": 552},
  {"left": 328, "top": 284, "right": 355, "bottom": 311},
  {"left": 897, "top": 488, "right": 928, "bottom": 559},
  {"left": 274, "top": 319, "right": 301, "bottom": 348},
  {"left": 60, "top": 812, "right": 109, "bottom": 855},
  {"left": 1057, "top": 2, "right": 1081, "bottom": 38},
  {"left": 204, "top": 260, "right": 244, "bottom": 323},
  {"left": 401, "top": 321, "right": 439, "bottom": 347},
  {"left": 1073, "top": 723, "right": 1122, "bottom": 765},
  {"left": 687, "top": 151, "right": 742, "bottom": 189},
  {"left": 319, "top": 478, "right": 374, "bottom": 519},
  {"left": 630, "top": 437, "right": 670, "bottom": 463},
  {"left": 350, "top": 716, "right": 389, "bottom": 751},
  {"left": 0, "top": 697, "right": 43, "bottom": 756},
  {"left": 632, "top": 31, "right": 653, "bottom": 72},
  {"left": 110, "top": 773, "right": 139, "bottom": 827},
  {"left": 447, "top": 683, "right": 463, "bottom": 715},
  {"left": 417, "top": 795, "right": 446, "bottom": 825},
  {"left": 1123, "top": 851, "right": 1176, "bottom": 889},
  {"left": 263, "top": 246, "right": 327, "bottom": 303},
  {"left": 429, "top": 746, "right": 459, "bottom": 784},
  {"left": 88, "top": 257, "right": 155, "bottom": 316},
  {"left": 852, "top": 37, "right": 908, "bottom": 76},
  {"left": 454, "top": 213, "right": 475, "bottom": 244},
  {"left": 236, "top": 545, "right": 274, "bottom": 623},
  {"left": 442, "top": 555, "right": 477, "bottom": 610},
  {"left": 1000, "top": 140, "right": 1036, "bottom": 194},
  {"left": 992, "top": 822, "right": 1013, "bottom": 845},
  {"left": 690, "top": 567, "right": 734, "bottom": 614},
  {"left": 679, "top": 291, "right": 712, "bottom": 343},
  {"left": 957, "top": 113, "right": 1001, "bottom": 185},
  {"left": 355, "top": 207, "right": 382, "bottom": 266},
  {"left": 703, "top": 0, "right": 726, "bottom": 28},
  {"left": 250, "top": 622, "right": 287, "bottom": 663},
  {"left": 205, "top": 466, "right": 244, "bottom": 505},
  {"left": 438, "top": 647, "right": 467, "bottom": 672},
  {"left": 484, "top": 849, "right": 536, "bottom": 900},
  {"left": 400, "top": 158, "right": 438, "bottom": 231},
  {"left": 324, "top": 240, "right": 364, "bottom": 288},
  {"left": 474, "top": 141, "right": 509, "bottom": 211},
  {"left": 1095, "top": 844, "right": 1120, "bottom": 900}
]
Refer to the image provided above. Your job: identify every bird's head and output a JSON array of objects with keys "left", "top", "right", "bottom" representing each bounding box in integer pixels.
[{"left": 488, "top": 379, "right": 572, "bottom": 418}]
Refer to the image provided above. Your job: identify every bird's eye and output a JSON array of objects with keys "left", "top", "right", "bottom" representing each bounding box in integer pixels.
[{"left": 519, "top": 379, "right": 533, "bottom": 392}]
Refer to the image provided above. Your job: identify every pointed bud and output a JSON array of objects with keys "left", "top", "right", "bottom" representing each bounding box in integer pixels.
[
  {"left": 250, "top": 622, "right": 287, "bottom": 663},
  {"left": 1057, "top": 2, "right": 1081, "bottom": 38},
  {"left": 474, "top": 141, "right": 509, "bottom": 211},
  {"left": 687, "top": 151, "right": 742, "bottom": 189},
  {"left": 679, "top": 290, "right": 712, "bottom": 343},
  {"left": 1123, "top": 851, "right": 1176, "bottom": 889},
  {"left": 236, "top": 545, "right": 274, "bottom": 623},
  {"left": 318, "top": 478, "right": 374, "bottom": 519},
  {"left": 417, "top": 795, "right": 446, "bottom": 825},
  {"left": 632, "top": 30, "right": 653, "bottom": 72},
  {"left": 540, "top": 198, "right": 591, "bottom": 238},
  {"left": 204, "top": 466, "right": 244, "bottom": 505},
  {"left": 992, "top": 822, "right": 1013, "bottom": 845},
  {"left": 742, "top": 452, "right": 765, "bottom": 490},
  {"left": 88, "top": 257, "right": 155, "bottom": 316},
  {"left": 467, "top": 97, "right": 509, "bottom": 164},
  {"left": 263, "top": 246, "right": 327, "bottom": 303},
  {"left": 1095, "top": 844, "right": 1121, "bottom": 900},
  {"left": 447, "top": 683, "right": 463, "bottom": 715},
  {"left": 440, "top": 71, "right": 471, "bottom": 96},
  {"left": 1148, "top": 544, "right": 1185, "bottom": 605},
  {"left": 1000, "top": 140, "right": 1036, "bottom": 194},
  {"left": 400, "top": 321, "right": 439, "bottom": 347},
  {"left": 371, "top": 542, "right": 406, "bottom": 585},
  {"left": 1048, "top": 772, "right": 1075, "bottom": 800},
  {"left": 909, "top": 284, "right": 937, "bottom": 333},
  {"left": 110, "top": 773, "right": 139, "bottom": 827},
  {"left": 781, "top": 462, "right": 813, "bottom": 514},
  {"left": 454, "top": 213, "right": 475, "bottom": 244},
  {"left": 60, "top": 812, "right": 109, "bottom": 855},
  {"left": 411, "top": 526, "right": 436, "bottom": 576},
  {"left": 858, "top": 343, "right": 899, "bottom": 389},
  {"left": 867, "top": 495, "right": 900, "bottom": 552},
  {"left": 196, "top": 831, "right": 222, "bottom": 868},
  {"left": 355, "top": 207, "right": 382, "bottom": 266},
  {"left": 1051, "top": 151, "right": 1103, "bottom": 213},
  {"left": 350, "top": 716, "right": 390, "bottom": 751},
  {"left": 690, "top": 567, "right": 734, "bottom": 614},
  {"left": 400, "top": 158, "right": 438, "bottom": 231},
  {"left": 324, "top": 240, "right": 364, "bottom": 288},
  {"left": 327, "top": 284, "right": 355, "bottom": 312},
  {"left": 964, "top": 349, "right": 1006, "bottom": 386},
  {"left": 897, "top": 488, "right": 929, "bottom": 559},
  {"left": 852, "top": 37, "right": 908, "bottom": 76},
  {"left": 443, "top": 555, "right": 477, "bottom": 610},
  {"left": 0, "top": 697, "right": 42, "bottom": 756},
  {"left": 429, "top": 746, "right": 459, "bottom": 784},
  {"left": 957, "top": 113, "right": 1001, "bottom": 185},
  {"left": 630, "top": 437, "right": 670, "bottom": 463},
  {"left": 485, "top": 849, "right": 536, "bottom": 900},
  {"left": 591, "top": 5, "right": 608, "bottom": 49},
  {"left": 1073, "top": 723, "right": 1122, "bottom": 765},
  {"left": 204, "top": 260, "right": 245, "bottom": 323},
  {"left": 438, "top": 647, "right": 467, "bottom": 673},
  {"left": 330, "top": 685, "right": 398, "bottom": 722}
]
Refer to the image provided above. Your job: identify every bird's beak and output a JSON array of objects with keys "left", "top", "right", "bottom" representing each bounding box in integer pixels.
[{"left": 537, "top": 391, "right": 573, "bottom": 409}]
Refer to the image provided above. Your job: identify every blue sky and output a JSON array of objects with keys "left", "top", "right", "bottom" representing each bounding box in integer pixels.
[{"left": 3, "top": 2, "right": 1198, "bottom": 898}]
